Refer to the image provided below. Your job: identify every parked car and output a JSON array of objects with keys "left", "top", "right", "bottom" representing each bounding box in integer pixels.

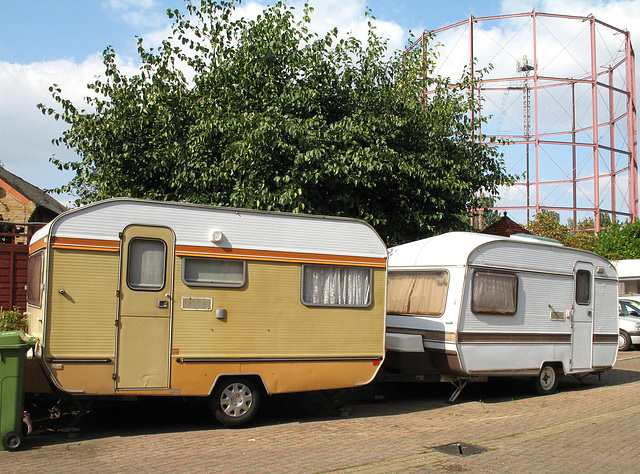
[{"left": 618, "top": 299, "right": 640, "bottom": 351}]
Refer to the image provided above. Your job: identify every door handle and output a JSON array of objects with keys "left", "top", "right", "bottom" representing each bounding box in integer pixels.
[{"left": 157, "top": 300, "right": 169, "bottom": 309}]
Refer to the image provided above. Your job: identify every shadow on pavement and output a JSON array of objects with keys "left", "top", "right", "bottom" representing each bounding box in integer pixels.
[{"left": 21, "top": 355, "right": 640, "bottom": 449}]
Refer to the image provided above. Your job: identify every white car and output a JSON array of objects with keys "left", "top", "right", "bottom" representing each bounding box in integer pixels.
[{"left": 618, "top": 299, "right": 640, "bottom": 351}]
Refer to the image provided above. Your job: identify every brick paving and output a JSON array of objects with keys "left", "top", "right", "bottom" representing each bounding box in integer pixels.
[{"left": 3, "top": 352, "right": 640, "bottom": 473}]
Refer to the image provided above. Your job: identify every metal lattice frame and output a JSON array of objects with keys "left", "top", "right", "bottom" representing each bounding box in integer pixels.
[{"left": 409, "top": 11, "right": 637, "bottom": 230}]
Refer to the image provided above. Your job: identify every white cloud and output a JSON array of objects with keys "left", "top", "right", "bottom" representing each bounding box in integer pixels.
[
  {"left": 144, "top": 1, "right": 406, "bottom": 54},
  {"left": 103, "top": 0, "right": 168, "bottom": 29},
  {"left": 451, "top": 0, "right": 640, "bottom": 224},
  {"left": 0, "top": 57, "right": 100, "bottom": 195},
  {"left": 500, "top": 0, "right": 640, "bottom": 43},
  {"left": 292, "top": 0, "right": 406, "bottom": 54},
  {"left": 0, "top": 53, "right": 139, "bottom": 204}
]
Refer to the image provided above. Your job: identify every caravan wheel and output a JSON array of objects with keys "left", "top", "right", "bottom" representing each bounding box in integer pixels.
[
  {"left": 533, "top": 364, "right": 560, "bottom": 395},
  {"left": 210, "top": 378, "right": 261, "bottom": 428}
]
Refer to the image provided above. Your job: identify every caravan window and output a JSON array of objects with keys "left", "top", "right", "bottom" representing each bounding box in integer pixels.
[
  {"left": 182, "top": 257, "right": 246, "bottom": 287},
  {"left": 127, "top": 238, "right": 166, "bottom": 291},
  {"left": 301, "top": 264, "right": 372, "bottom": 307},
  {"left": 27, "top": 250, "right": 44, "bottom": 307},
  {"left": 471, "top": 270, "right": 518, "bottom": 315},
  {"left": 387, "top": 271, "right": 449, "bottom": 317},
  {"left": 575, "top": 269, "right": 591, "bottom": 305},
  {"left": 619, "top": 278, "right": 640, "bottom": 296}
]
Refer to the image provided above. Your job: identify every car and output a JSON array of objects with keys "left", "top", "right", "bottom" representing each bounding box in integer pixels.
[{"left": 618, "top": 299, "right": 640, "bottom": 351}]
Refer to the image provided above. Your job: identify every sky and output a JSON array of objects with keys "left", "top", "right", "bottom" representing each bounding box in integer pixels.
[{"left": 1, "top": 0, "right": 639, "bottom": 214}]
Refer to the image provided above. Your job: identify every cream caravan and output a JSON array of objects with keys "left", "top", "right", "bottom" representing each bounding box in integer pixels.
[
  {"left": 25, "top": 198, "right": 387, "bottom": 426},
  {"left": 384, "top": 232, "right": 618, "bottom": 401}
]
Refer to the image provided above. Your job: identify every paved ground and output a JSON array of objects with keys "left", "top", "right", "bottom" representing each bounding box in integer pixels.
[{"left": 3, "top": 351, "right": 640, "bottom": 473}]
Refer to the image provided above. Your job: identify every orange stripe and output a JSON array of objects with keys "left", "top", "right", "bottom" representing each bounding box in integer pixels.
[
  {"left": 44, "top": 237, "right": 386, "bottom": 266},
  {"left": 51, "top": 237, "right": 120, "bottom": 252},
  {"left": 29, "top": 238, "right": 47, "bottom": 254},
  {"left": 175, "top": 245, "right": 386, "bottom": 267}
]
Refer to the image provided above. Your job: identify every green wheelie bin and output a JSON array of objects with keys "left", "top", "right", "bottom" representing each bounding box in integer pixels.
[{"left": 0, "top": 331, "right": 37, "bottom": 451}]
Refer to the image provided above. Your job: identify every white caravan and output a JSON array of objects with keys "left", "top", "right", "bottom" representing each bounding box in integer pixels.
[
  {"left": 384, "top": 232, "right": 619, "bottom": 401},
  {"left": 612, "top": 259, "right": 640, "bottom": 306}
]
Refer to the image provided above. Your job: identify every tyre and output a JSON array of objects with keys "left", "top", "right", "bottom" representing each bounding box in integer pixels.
[
  {"left": 2, "top": 430, "right": 23, "bottom": 451},
  {"left": 618, "top": 330, "right": 632, "bottom": 351},
  {"left": 533, "top": 364, "right": 560, "bottom": 395},
  {"left": 210, "top": 378, "right": 261, "bottom": 428}
]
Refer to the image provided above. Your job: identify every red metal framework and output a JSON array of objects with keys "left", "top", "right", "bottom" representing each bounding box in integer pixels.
[{"left": 409, "top": 11, "right": 637, "bottom": 230}]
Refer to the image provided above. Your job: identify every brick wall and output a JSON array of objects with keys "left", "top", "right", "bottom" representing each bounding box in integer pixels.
[{"left": 0, "top": 186, "right": 37, "bottom": 223}]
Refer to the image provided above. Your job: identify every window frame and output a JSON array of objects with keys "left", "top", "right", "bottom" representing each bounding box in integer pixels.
[
  {"left": 300, "top": 264, "right": 373, "bottom": 308},
  {"left": 618, "top": 278, "right": 640, "bottom": 296},
  {"left": 181, "top": 256, "right": 247, "bottom": 288},
  {"left": 470, "top": 269, "right": 518, "bottom": 316},
  {"left": 575, "top": 269, "right": 592, "bottom": 306},
  {"left": 26, "top": 249, "right": 44, "bottom": 308},
  {"left": 126, "top": 237, "right": 167, "bottom": 292}
]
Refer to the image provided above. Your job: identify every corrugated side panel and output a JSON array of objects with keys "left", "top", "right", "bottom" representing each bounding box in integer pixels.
[
  {"left": 46, "top": 249, "right": 119, "bottom": 358},
  {"left": 471, "top": 241, "right": 616, "bottom": 279},
  {"left": 462, "top": 242, "right": 617, "bottom": 334},
  {"left": 593, "top": 279, "right": 619, "bottom": 334},
  {"left": 51, "top": 200, "right": 386, "bottom": 259},
  {"left": 172, "top": 259, "right": 386, "bottom": 358},
  {"left": 460, "top": 270, "right": 574, "bottom": 333}
]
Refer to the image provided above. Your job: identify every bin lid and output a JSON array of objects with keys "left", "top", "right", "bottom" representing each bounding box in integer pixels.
[{"left": 0, "top": 330, "right": 36, "bottom": 347}]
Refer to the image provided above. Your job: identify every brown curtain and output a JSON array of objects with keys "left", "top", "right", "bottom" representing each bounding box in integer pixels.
[
  {"left": 387, "top": 271, "right": 449, "bottom": 316},
  {"left": 471, "top": 271, "right": 517, "bottom": 314}
]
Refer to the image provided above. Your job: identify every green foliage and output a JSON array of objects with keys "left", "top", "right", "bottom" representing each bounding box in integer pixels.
[
  {"left": 520, "top": 210, "right": 640, "bottom": 259},
  {"left": 593, "top": 220, "right": 640, "bottom": 260},
  {"left": 0, "top": 214, "right": 13, "bottom": 244},
  {"left": 39, "top": 0, "right": 512, "bottom": 245},
  {"left": 570, "top": 218, "right": 597, "bottom": 252},
  {"left": 525, "top": 211, "right": 573, "bottom": 245},
  {"left": 0, "top": 307, "right": 27, "bottom": 332},
  {"left": 525, "top": 211, "right": 596, "bottom": 251}
]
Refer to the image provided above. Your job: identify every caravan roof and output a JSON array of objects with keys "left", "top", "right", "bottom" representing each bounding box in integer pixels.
[
  {"left": 389, "top": 232, "right": 614, "bottom": 277},
  {"left": 31, "top": 198, "right": 387, "bottom": 261},
  {"left": 613, "top": 259, "right": 640, "bottom": 278},
  {"left": 389, "top": 232, "right": 502, "bottom": 267}
]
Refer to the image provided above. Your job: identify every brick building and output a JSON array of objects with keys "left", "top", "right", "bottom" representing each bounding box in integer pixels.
[
  {"left": 0, "top": 166, "right": 66, "bottom": 227},
  {"left": 0, "top": 166, "right": 67, "bottom": 311}
]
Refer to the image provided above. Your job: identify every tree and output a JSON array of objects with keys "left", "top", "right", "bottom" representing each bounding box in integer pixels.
[
  {"left": 593, "top": 220, "right": 640, "bottom": 260},
  {"left": 525, "top": 211, "right": 572, "bottom": 246},
  {"left": 525, "top": 211, "right": 597, "bottom": 251},
  {"left": 39, "top": 0, "right": 512, "bottom": 245}
]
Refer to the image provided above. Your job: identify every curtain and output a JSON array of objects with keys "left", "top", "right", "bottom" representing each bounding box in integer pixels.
[
  {"left": 387, "top": 271, "right": 448, "bottom": 316},
  {"left": 303, "top": 265, "right": 371, "bottom": 306},
  {"left": 471, "top": 271, "right": 517, "bottom": 314},
  {"left": 128, "top": 239, "right": 165, "bottom": 289}
]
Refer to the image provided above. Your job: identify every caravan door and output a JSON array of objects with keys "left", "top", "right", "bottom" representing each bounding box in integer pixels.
[
  {"left": 571, "top": 262, "right": 594, "bottom": 371},
  {"left": 116, "top": 225, "right": 175, "bottom": 390}
]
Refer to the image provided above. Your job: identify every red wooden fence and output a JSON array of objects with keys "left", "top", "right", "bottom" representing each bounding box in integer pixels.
[
  {"left": 0, "top": 244, "right": 28, "bottom": 312},
  {"left": 0, "top": 222, "right": 44, "bottom": 312}
]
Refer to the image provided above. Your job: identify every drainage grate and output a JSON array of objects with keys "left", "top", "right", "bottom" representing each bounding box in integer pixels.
[{"left": 433, "top": 442, "right": 487, "bottom": 457}]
